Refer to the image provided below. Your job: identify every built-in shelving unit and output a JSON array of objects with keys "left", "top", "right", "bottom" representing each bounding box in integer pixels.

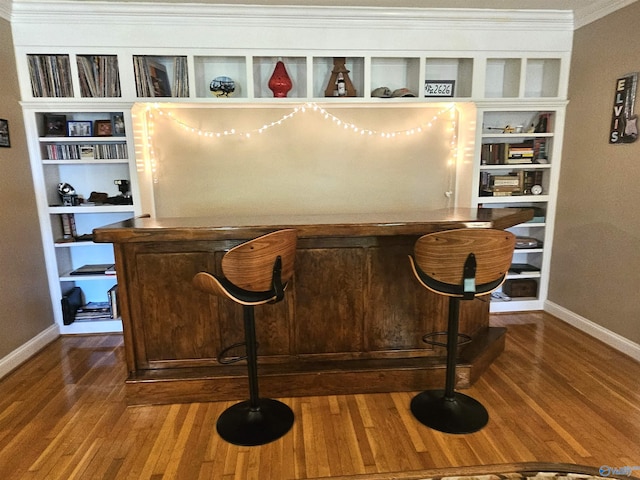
[
  {"left": 17, "top": 52, "right": 568, "bottom": 103},
  {"left": 14, "top": 4, "right": 573, "bottom": 330},
  {"left": 471, "top": 107, "right": 565, "bottom": 312},
  {"left": 24, "top": 106, "right": 141, "bottom": 333}
]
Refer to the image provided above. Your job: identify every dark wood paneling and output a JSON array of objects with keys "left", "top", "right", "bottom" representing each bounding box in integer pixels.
[
  {"left": 134, "top": 251, "right": 216, "bottom": 363},
  {"left": 294, "top": 246, "right": 366, "bottom": 355}
]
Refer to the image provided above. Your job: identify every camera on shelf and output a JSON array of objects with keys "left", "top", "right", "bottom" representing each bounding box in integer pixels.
[{"left": 58, "top": 182, "right": 79, "bottom": 206}]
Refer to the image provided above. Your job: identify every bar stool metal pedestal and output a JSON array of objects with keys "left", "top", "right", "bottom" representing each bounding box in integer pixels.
[
  {"left": 408, "top": 228, "right": 515, "bottom": 434},
  {"left": 193, "top": 229, "right": 297, "bottom": 446}
]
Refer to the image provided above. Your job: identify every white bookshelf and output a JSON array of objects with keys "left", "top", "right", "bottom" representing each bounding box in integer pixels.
[{"left": 12, "top": 4, "right": 573, "bottom": 324}]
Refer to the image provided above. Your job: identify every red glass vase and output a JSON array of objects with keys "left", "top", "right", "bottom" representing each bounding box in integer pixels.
[{"left": 268, "top": 60, "right": 292, "bottom": 98}]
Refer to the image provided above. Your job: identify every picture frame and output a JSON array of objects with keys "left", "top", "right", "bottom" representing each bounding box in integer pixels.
[
  {"left": 424, "top": 80, "right": 455, "bottom": 98},
  {"left": 94, "top": 119, "right": 113, "bottom": 137},
  {"left": 67, "top": 120, "right": 93, "bottom": 137},
  {"left": 110, "top": 113, "right": 126, "bottom": 136},
  {"left": 0, "top": 119, "right": 10, "bottom": 147},
  {"left": 44, "top": 114, "right": 67, "bottom": 137}
]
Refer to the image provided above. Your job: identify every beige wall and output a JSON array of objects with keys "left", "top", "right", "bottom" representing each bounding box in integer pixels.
[
  {"left": 549, "top": 2, "right": 640, "bottom": 344},
  {"left": 143, "top": 105, "right": 459, "bottom": 218},
  {"left": 0, "top": 17, "right": 55, "bottom": 357}
]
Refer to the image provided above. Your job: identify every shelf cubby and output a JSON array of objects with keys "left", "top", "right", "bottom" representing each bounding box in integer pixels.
[
  {"left": 312, "top": 57, "right": 364, "bottom": 98},
  {"left": 485, "top": 58, "right": 521, "bottom": 98},
  {"left": 253, "top": 56, "right": 307, "bottom": 99},
  {"left": 133, "top": 55, "right": 189, "bottom": 98},
  {"left": 424, "top": 57, "right": 473, "bottom": 98},
  {"left": 193, "top": 55, "right": 248, "bottom": 98},
  {"left": 524, "top": 58, "right": 561, "bottom": 98},
  {"left": 370, "top": 57, "right": 420, "bottom": 98}
]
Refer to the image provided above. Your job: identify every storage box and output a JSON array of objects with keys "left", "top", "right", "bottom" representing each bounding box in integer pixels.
[{"left": 503, "top": 279, "right": 538, "bottom": 297}]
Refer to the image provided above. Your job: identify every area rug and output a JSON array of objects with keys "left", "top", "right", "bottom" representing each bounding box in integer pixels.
[{"left": 309, "top": 462, "right": 639, "bottom": 480}]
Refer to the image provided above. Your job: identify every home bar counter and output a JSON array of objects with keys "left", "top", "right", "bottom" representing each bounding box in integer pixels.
[{"left": 94, "top": 207, "right": 532, "bottom": 405}]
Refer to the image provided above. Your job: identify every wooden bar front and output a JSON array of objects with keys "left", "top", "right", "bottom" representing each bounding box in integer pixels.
[{"left": 94, "top": 207, "right": 532, "bottom": 405}]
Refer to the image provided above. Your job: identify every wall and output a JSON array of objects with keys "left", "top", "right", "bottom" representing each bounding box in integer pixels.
[
  {"left": 140, "top": 104, "right": 460, "bottom": 217},
  {"left": 0, "top": 17, "right": 55, "bottom": 366},
  {"left": 549, "top": 1, "right": 640, "bottom": 344}
]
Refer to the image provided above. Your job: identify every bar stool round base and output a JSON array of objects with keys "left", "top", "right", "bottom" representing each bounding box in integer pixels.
[
  {"left": 410, "top": 389, "right": 488, "bottom": 434},
  {"left": 216, "top": 398, "right": 294, "bottom": 446}
]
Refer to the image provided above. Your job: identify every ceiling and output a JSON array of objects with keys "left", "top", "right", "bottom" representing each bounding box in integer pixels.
[{"left": 3, "top": 0, "right": 638, "bottom": 28}]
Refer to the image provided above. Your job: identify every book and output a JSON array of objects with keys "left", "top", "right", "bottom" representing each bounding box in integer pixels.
[
  {"left": 60, "top": 213, "right": 77, "bottom": 240},
  {"left": 70, "top": 264, "right": 116, "bottom": 275},
  {"left": 509, "top": 263, "right": 540, "bottom": 274},
  {"left": 108, "top": 284, "right": 119, "bottom": 319}
]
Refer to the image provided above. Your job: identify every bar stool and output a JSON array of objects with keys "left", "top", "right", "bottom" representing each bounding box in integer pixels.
[
  {"left": 408, "top": 228, "right": 515, "bottom": 434},
  {"left": 193, "top": 229, "right": 297, "bottom": 446}
]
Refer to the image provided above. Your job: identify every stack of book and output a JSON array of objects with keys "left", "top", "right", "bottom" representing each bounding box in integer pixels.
[
  {"left": 61, "top": 284, "right": 119, "bottom": 324},
  {"left": 74, "top": 301, "right": 113, "bottom": 321},
  {"left": 506, "top": 142, "right": 534, "bottom": 164}
]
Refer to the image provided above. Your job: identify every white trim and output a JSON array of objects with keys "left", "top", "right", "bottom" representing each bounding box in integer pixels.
[
  {"left": 0, "top": 324, "right": 60, "bottom": 379},
  {"left": 10, "top": 1, "right": 574, "bottom": 32},
  {"left": 545, "top": 300, "right": 640, "bottom": 363},
  {"left": 574, "top": 0, "right": 639, "bottom": 29}
]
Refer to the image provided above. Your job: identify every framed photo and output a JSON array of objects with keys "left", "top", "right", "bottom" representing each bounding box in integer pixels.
[
  {"left": 67, "top": 120, "right": 92, "bottom": 137},
  {"left": 0, "top": 119, "right": 9, "bottom": 147},
  {"left": 424, "top": 80, "right": 455, "bottom": 98},
  {"left": 44, "top": 114, "right": 67, "bottom": 137},
  {"left": 95, "top": 119, "right": 113, "bottom": 137},
  {"left": 111, "top": 113, "right": 126, "bottom": 136}
]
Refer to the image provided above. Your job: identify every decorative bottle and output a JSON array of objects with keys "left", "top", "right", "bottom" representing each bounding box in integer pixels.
[
  {"left": 336, "top": 73, "right": 346, "bottom": 96},
  {"left": 268, "top": 59, "right": 293, "bottom": 98}
]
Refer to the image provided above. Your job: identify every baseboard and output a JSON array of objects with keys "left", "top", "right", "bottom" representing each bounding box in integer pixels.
[
  {"left": 545, "top": 300, "right": 640, "bottom": 362},
  {"left": 0, "top": 324, "right": 60, "bottom": 379}
]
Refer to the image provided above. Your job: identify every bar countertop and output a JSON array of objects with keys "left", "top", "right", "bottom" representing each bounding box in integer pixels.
[{"left": 93, "top": 207, "right": 533, "bottom": 243}]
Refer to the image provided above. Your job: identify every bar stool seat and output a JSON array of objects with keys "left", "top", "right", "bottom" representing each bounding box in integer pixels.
[
  {"left": 193, "top": 229, "right": 297, "bottom": 446},
  {"left": 408, "top": 228, "right": 516, "bottom": 434}
]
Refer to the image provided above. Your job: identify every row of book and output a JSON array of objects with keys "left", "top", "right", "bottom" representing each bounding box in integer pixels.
[
  {"left": 45, "top": 143, "right": 128, "bottom": 160},
  {"left": 479, "top": 170, "right": 544, "bottom": 196},
  {"left": 77, "top": 55, "right": 121, "bottom": 98},
  {"left": 133, "top": 56, "right": 189, "bottom": 98},
  {"left": 61, "top": 285, "right": 119, "bottom": 324},
  {"left": 27, "top": 54, "right": 74, "bottom": 98},
  {"left": 481, "top": 139, "right": 548, "bottom": 165}
]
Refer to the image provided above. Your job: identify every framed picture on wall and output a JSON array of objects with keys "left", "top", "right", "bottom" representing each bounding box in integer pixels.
[{"left": 0, "top": 119, "right": 9, "bottom": 147}]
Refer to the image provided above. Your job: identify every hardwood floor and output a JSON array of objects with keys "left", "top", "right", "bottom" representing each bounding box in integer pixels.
[{"left": 1, "top": 312, "right": 639, "bottom": 479}]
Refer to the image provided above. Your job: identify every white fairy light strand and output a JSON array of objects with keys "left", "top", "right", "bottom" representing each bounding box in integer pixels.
[{"left": 145, "top": 102, "right": 456, "bottom": 139}]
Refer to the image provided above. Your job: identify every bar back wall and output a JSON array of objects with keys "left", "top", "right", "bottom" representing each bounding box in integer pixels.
[{"left": 135, "top": 103, "right": 463, "bottom": 217}]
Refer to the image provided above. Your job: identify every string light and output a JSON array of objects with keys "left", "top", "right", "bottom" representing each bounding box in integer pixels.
[
  {"left": 142, "top": 102, "right": 461, "bottom": 207},
  {"left": 144, "top": 102, "right": 455, "bottom": 140}
]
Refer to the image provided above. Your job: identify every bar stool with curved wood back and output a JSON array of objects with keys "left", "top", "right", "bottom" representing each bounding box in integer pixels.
[
  {"left": 193, "top": 229, "right": 297, "bottom": 446},
  {"left": 408, "top": 228, "right": 515, "bottom": 434}
]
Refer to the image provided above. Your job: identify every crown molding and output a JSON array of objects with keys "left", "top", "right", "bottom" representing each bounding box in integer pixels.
[
  {"left": 0, "top": 0, "right": 11, "bottom": 21},
  {"left": 10, "top": 1, "right": 574, "bottom": 32},
  {"left": 574, "top": 0, "right": 638, "bottom": 29}
]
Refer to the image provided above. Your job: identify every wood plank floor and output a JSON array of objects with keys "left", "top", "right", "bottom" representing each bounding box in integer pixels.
[{"left": 0, "top": 312, "right": 639, "bottom": 479}]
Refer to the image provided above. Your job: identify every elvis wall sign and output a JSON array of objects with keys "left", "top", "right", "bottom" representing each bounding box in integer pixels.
[{"left": 610, "top": 72, "right": 638, "bottom": 144}]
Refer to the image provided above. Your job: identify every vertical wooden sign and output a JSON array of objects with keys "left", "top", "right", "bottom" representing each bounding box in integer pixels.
[{"left": 610, "top": 72, "right": 638, "bottom": 144}]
